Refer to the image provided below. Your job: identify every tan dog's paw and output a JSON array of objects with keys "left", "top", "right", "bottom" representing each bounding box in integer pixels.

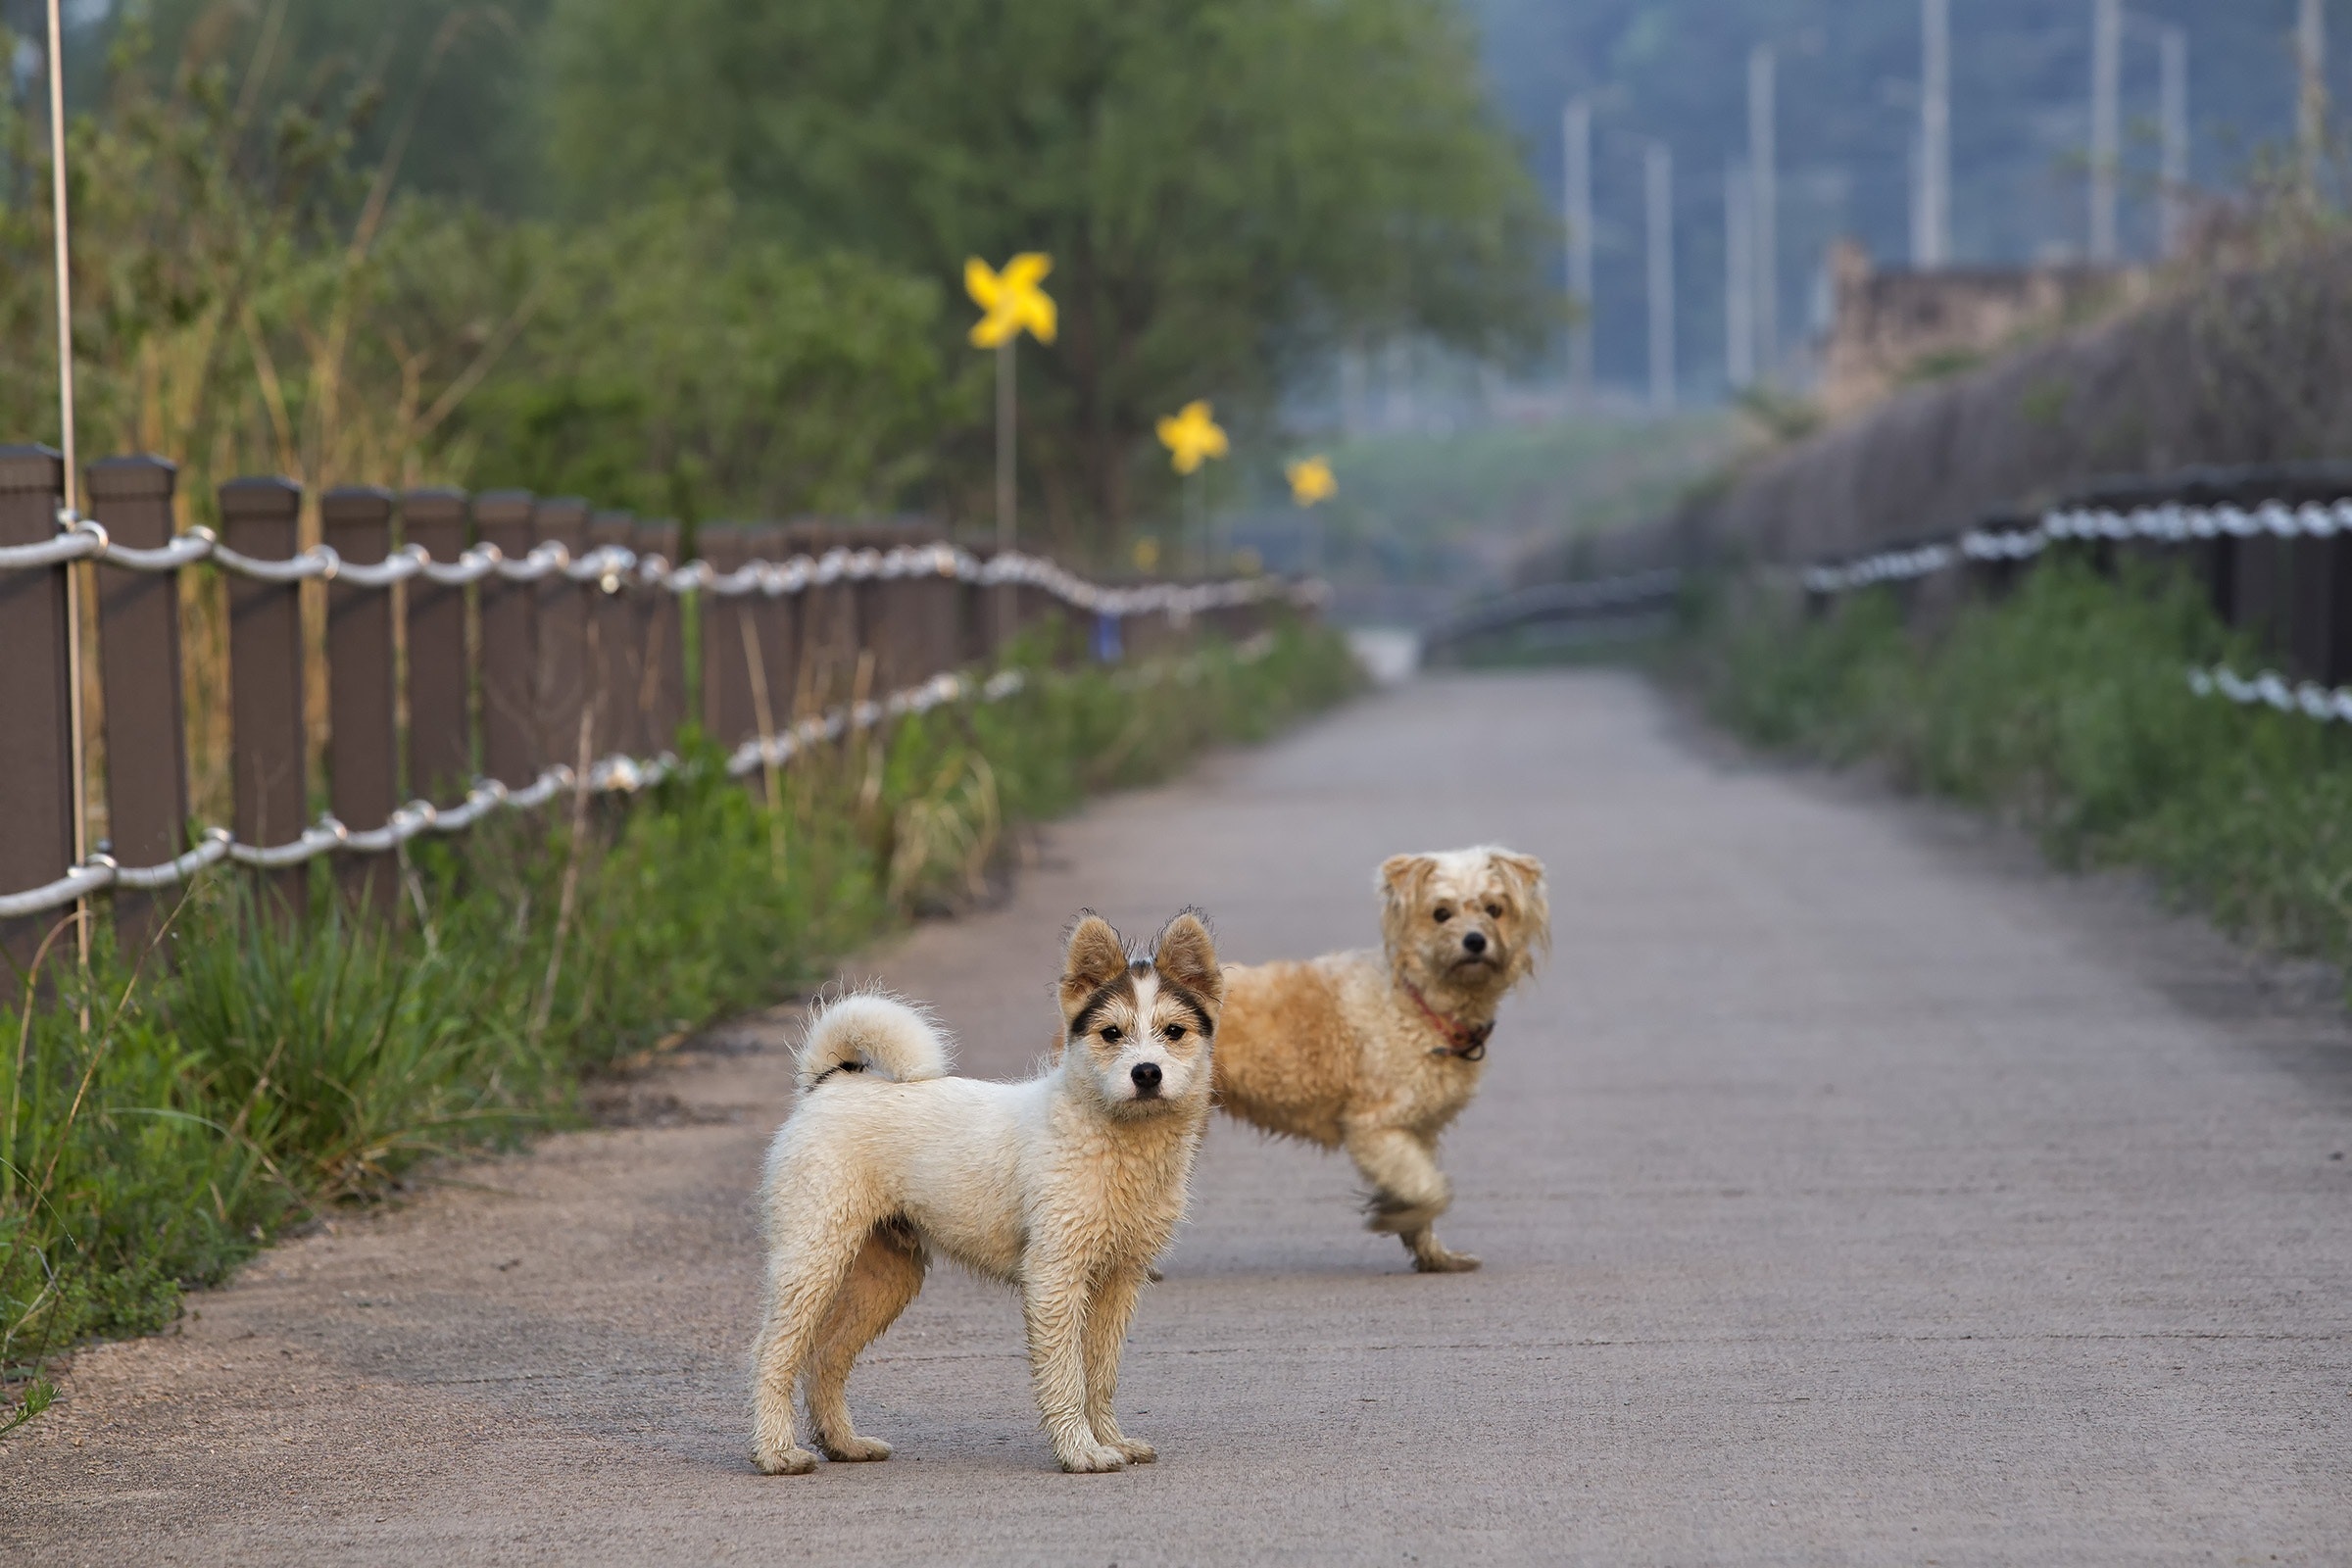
[
  {"left": 754, "top": 1443, "right": 820, "bottom": 1475},
  {"left": 1411, "top": 1245, "right": 1482, "bottom": 1273},
  {"left": 1057, "top": 1441, "right": 1131, "bottom": 1473},
  {"left": 817, "top": 1433, "right": 894, "bottom": 1462}
]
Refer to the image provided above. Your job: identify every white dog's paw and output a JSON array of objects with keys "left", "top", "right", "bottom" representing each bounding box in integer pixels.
[
  {"left": 1057, "top": 1441, "right": 1131, "bottom": 1473},
  {"left": 817, "top": 1433, "right": 894, "bottom": 1462},
  {"left": 1410, "top": 1244, "right": 1481, "bottom": 1274},
  {"left": 754, "top": 1443, "right": 820, "bottom": 1476},
  {"left": 1105, "top": 1435, "right": 1157, "bottom": 1464}
]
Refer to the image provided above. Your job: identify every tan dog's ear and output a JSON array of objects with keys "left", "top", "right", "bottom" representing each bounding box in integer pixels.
[
  {"left": 1059, "top": 912, "right": 1128, "bottom": 1015},
  {"left": 1488, "top": 848, "right": 1551, "bottom": 957},
  {"left": 1378, "top": 853, "right": 1436, "bottom": 911},
  {"left": 1152, "top": 908, "right": 1221, "bottom": 1006}
]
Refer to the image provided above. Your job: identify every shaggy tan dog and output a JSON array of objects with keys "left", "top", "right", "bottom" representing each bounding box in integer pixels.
[
  {"left": 1212, "top": 847, "right": 1547, "bottom": 1272},
  {"left": 751, "top": 910, "right": 1221, "bottom": 1476}
]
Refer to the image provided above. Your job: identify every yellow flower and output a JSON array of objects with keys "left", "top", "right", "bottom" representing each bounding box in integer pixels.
[
  {"left": 1132, "top": 536, "right": 1162, "bottom": 571},
  {"left": 1285, "top": 456, "right": 1337, "bottom": 507},
  {"left": 1156, "top": 400, "right": 1229, "bottom": 475},
  {"left": 965, "top": 253, "right": 1057, "bottom": 348}
]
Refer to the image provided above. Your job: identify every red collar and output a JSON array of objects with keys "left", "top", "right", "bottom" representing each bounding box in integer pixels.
[{"left": 1402, "top": 980, "right": 1493, "bottom": 1061}]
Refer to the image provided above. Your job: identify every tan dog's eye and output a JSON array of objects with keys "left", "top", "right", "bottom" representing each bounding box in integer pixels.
[
  {"left": 1102, "top": 1025, "right": 1123, "bottom": 1044},
  {"left": 1164, "top": 1024, "right": 1185, "bottom": 1042},
  {"left": 1486, "top": 903, "right": 1502, "bottom": 917},
  {"left": 1433, "top": 906, "right": 1451, "bottom": 923}
]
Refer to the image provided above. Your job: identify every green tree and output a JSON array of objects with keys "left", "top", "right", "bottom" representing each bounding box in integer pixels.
[{"left": 542, "top": 0, "right": 1552, "bottom": 551}]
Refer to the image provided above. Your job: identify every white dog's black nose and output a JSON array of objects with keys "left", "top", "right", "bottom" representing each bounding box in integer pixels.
[
  {"left": 1130, "top": 1061, "right": 1162, "bottom": 1097},
  {"left": 1461, "top": 930, "right": 1488, "bottom": 956}
]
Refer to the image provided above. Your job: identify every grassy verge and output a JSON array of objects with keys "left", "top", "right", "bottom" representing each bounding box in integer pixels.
[
  {"left": 0, "top": 621, "right": 1362, "bottom": 1427},
  {"left": 1689, "top": 558, "right": 2352, "bottom": 971}
]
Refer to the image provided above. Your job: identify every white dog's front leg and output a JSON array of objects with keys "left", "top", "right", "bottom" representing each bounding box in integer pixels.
[
  {"left": 1343, "top": 1124, "right": 1480, "bottom": 1272},
  {"left": 1082, "top": 1266, "right": 1153, "bottom": 1463},
  {"left": 1024, "top": 1257, "right": 1127, "bottom": 1472}
]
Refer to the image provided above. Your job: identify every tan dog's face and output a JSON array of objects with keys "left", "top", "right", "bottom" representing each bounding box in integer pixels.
[
  {"left": 1058, "top": 909, "right": 1222, "bottom": 1114},
  {"left": 1378, "top": 847, "right": 1548, "bottom": 1001}
]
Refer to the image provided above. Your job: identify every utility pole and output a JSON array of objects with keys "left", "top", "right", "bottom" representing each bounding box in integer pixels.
[
  {"left": 2302, "top": 0, "right": 2328, "bottom": 205},
  {"left": 1919, "top": 0, "right": 1950, "bottom": 269},
  {"left": 2089, "top": 0, "right": 2121, "bottom": 262},
  {"left": 1726, "top": 160, "right": 1754, "bottom": 391},
  {"left": 2160, "top": 25, "right": 2189, "bottom": 255},
  {"left": 1565, "top": 97, "right": 1595, "bottom": 404},
  {"left": 1646, "top": 140, "right": 1676, "bottom": 413},
  {"left": 1749, "top": 44, "right": 1779, "bottom": 384}
]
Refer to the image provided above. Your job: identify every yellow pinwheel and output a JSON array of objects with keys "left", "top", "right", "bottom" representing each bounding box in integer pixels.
[
  {"left": 966, "top": 253, "right": 1057, "bottom": 348},
  {"left": 1286, "top": 456, "right": 1337, "bottom": 507},
  {"left": 1157, "top": 400, "right": 1229, "bottom": 475}
]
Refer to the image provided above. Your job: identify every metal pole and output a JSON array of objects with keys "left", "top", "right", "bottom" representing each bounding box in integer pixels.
[
  {"left": 1920, "top": 0, "right": 1950, "bottom": 269},
  {"left": 1725, "top": 161, "right": 1754, "bottom": 391},
  {"left": 1565, "top": 97, "right": 1594, "bottom": 404},
  {"left": 2160, "top": 25, "right": 2189, "bottom": 255},
  {"left": 1749, "top": 45, "right": 1779, "bottom": 386},
  {"left": 2302, "top": 0, "right": 2328, "bottom": 205},
  {"left": 44, "top": 0, "right": 88, "bottom": 973},
  {"left": 995, "top": 337, "right": 1015, "bottom": 648},
  {"left": 1645, "top": 141, "right": 1675, "bottom": 413},
  {"left": 2090, "top": 0, "right": 2121, "bottom": 263}
]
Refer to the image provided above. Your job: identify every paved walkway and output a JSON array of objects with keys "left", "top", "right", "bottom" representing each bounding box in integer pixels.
[{"left": 6, "top": 671, "right": 2350, "bottom": 1564}]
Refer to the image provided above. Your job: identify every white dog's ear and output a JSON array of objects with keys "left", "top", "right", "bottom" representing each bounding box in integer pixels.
[
  {"left": 1152, "top": 908, "right": 1221, "bottom": 1006},
  {"left": 1060, "top": 912, "right": 1128, "bottom": 1012},
  {"left": 1378, "top": 854, "right": 1436, "bottom": 911},
  {"left": 1488, "top": 848, "right": 1551, "bottom": 956}
]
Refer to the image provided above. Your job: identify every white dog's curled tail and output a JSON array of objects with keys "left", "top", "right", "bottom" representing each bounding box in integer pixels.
[{"left": 794, "top": 992, "right": 953, "bottom": 1092}]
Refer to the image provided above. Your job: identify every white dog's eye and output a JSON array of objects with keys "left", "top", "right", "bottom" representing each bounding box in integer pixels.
[
  {"left": 1433, "top": 906, "right": 1451, "bottom": 923},
  {"left": 1102, "top": 1024, "right": 1123, "bottom": 1044},
  {"left": 1164, "top": 1024, "right": 1185, "bottom": 1042}
]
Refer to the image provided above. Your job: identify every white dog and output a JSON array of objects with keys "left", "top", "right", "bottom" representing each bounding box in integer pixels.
[
  {"left": 750, "top": 909, "right": 1223, "bottom": 1476},
  {"left": 1212, "top": 847, "right": 1547, "bottom": 1272}
]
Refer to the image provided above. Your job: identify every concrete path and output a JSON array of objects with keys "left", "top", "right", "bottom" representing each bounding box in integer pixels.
[{"left": 7, "top": 670, "right": 2351, "bottom": 1564}]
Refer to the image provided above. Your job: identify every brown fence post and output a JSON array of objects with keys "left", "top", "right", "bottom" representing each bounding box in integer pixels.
[
  {"left": 0, "top": 447, "right": 75, "bottom": 972},
  {"left": 220, "top": 476, "right": 309, "bottom": 914},
  {"left": 588, "top": 511, "right": 641, "bottom": 760},
  {"left": 473, "top": 490, "right": 538, "bottom": 788},
  {"left": 321, "top": 486, "right": 398, "bottom": 913},
  {"left": 402, "top": 488, "right": 473, "bottom": 802},
  {"left": 700, "top": 526, "right": 754, "bottom": 754},
  {"left": 634, "top": 518, "right": 686, "bottom": 756},
  {"left": 86, "top": 456, "right": 189, "bottom": 954},
  {"left": 746, "top": 523, "right": 798, "bottom": 735},
  {"left": 796, "top": 523, "right": 859, "bottom": 710},
  {"left": 533, "top": 498, "right": 591, "bottom": 773}
]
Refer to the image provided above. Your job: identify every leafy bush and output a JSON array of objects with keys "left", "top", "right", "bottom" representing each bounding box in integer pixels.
[{"left": 1692, "top": 559, "right": 2352, "bottom": 957}]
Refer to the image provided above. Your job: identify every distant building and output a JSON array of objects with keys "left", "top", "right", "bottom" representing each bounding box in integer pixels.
[{"left": 1816, "top": 241, "right": 2139, "bottom": 420}]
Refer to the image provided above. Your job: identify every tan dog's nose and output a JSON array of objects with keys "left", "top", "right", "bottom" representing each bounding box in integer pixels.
[{"left": 1461, "top": 930, "right": 1488, "bottom": 956}]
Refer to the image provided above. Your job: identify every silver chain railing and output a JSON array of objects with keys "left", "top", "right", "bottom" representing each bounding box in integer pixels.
[{"left": 0, "top": 508, "right": 1324, "bottom": 619}]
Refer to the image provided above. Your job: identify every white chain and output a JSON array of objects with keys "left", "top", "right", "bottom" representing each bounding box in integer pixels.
[
  {"left": 2187, "top": 664, "right": 2352, "bottom": 723},
  {"left": 0, "top": 510, "right": 1321, "bottom": 617},
  {"left": 1803, "top": 499, "right": 2352, "bottom": 595},
  {"left": 0, "top": 662, "right": 1044, "bottom": 920}
]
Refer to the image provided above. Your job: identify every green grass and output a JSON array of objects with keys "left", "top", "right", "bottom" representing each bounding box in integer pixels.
[
  {"left": 0, "top": 620, "right": 1363, "bottom": 1423},
  {"left": 1690, "top": 559, "right": 2352, "bottom": 965}
]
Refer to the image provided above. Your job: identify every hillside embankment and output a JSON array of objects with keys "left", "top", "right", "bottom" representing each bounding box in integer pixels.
[{"left": 1575, "top": 236, "right": 2352, "bottom": 579}]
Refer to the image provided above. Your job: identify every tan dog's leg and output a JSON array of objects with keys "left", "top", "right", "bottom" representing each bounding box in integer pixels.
[
  {"left": 1081, "top": 1266, "right": 1154, "bottom": 1463},
  {"left": 1344, "top": 1124, "right": 1481, "bottom": 1273},
  {"left": 751, "top": 1230, "right": 865, "bottom": 1474},
  {"left": 805, "top": 1226, "right": 926, "bottom": 1462},
  {"left": 1023, "top": 1252, "right": 1128, "bottom": 1473}
]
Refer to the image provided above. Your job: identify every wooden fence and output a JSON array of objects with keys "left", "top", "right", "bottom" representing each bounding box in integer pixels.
[{"left": 0, "top": 445, "right": 1300, "bottom": 967}]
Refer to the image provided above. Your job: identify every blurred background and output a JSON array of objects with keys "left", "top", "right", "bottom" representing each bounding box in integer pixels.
[{"left": 0, "top": 1, "right": 2335, "bottom": 628}]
